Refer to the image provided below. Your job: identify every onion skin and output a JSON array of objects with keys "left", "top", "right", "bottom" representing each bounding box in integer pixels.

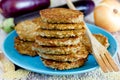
[
  {"left": 94, "top": 0, "right": 120, "bottom": 32},
  {"left": 0, "top": 0, "right": 50, "bottom": 18}
]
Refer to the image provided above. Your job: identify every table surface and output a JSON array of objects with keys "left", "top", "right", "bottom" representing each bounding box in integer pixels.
[{"left": 0, "top": 0, "right": 120, "bottom": 80}]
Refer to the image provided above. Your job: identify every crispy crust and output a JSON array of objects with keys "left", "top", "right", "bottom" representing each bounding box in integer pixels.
[
  {"left": 40, "top": 8, "right": 84, "bottom": 23},
  {"left": 33, "top": 43, "right": 85, "bottom": 54},
  {"left": 37, "top": 48, "right": 88, "bottom": 62},
  {"left": 35, "top": 36, "right": 82, "bottom": 46},
  {"left": 41, "top": 58, "right": 87, "bottom": 70},
  {"left": 14, "top": 37, "right": 37, "bottom": 56},
  {"left": 82, "top": 34, "right": 109, "bottom": 52},
  {"left": 15, "top": 20, "right": 39, "bottom": 41},
  {"left": 36, "top": 29, "right": 85, "bottom": 38},
  {"left": 32, "top": 17, "right": 85, "bottom": 30},
  {"left": 94, "top": 34, "right": 109, "bottom": 48}
]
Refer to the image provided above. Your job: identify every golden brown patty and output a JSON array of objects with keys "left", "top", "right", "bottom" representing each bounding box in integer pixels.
[
  {"left": 32, "top": 17, "right": 85, "bottom": 30},
  {"left": 15, "top": 20, "right": 39, "bottom": 41},
  {"left": 33, "top": 43, "right": 85, "bottom": 54},
  {"left": 41, "top": 58, "right": 87, "bottom": 70},
  {"left": 82, "top": 34, "right": 109, "bottom": 52},
  {"left": 37, "top": 48, "right": 88, "bottom": 62},
  {"left": 36, "top": 29, "right": 85, "bottom": 38},
  {"left": 94, "top": 34, "right": 109, "bottom": 48},
  {"left": 14, "top": 37, "right": 37, "bottom": 56},
  {"left": 35, "top": 36, "right": 82, "bottom": 46},
  {"left": 40, "top": 8, "right": 84, "bottom": 23}
]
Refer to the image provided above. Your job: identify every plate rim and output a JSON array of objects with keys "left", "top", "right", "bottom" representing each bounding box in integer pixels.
[{"left": 2, "top": 23, "right": 118, "bottom": 75}]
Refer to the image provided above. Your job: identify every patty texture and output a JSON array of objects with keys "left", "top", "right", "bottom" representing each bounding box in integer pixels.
[
  {"left": 33, "top": 43, "right": 85, "bottom": 54},
  {"left": 36, "top": 29, "right": 85, "bottom": 38},
  {"left": 14, "top": 37, "right": 37, "bottom": 56},
  {"left": 40, "top": 8, "right": 84, "bottom": 23},
  {"left": 35, "top": 36, "right": 82, "bottom": 46},
  {"left": 15, "top": 20, "right": 39, "bottom": 41},
  {"left": 82, "top": 34, "right": 109, "bottom": 52},
  {"left": 37, "top": 48, "right": 88, "bottom": 62},
  {"left": 41, "top": 58, "right": 87, "bottom": 70},
  {"left": 32, "top": 17, "right": 85, "bottom": 30}
]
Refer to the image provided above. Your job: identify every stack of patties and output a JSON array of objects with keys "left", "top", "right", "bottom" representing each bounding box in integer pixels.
[
  {"left": 14, "top": 20, "right": 39, "bottom": 56},
  {"left": 33, "top": 8, "right": 89, "bottom": 70}
]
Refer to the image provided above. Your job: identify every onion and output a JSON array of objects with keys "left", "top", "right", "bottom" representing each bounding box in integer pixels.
[{"left": 94, "top": 0, "right": 120, "bottom": 32}]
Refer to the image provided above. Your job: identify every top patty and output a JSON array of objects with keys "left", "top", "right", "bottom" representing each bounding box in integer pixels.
[{"left": 40, "top": 8, "right": 84, "bottom": 23}]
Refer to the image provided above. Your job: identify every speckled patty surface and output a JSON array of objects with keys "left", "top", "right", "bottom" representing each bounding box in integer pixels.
[
  {"left": 36, "top": 29, "right": 85, "bottom": 38},
  {"left": 32, "top": 17, "right": 85, "bottom": 30},
  {"left": 82, "top": 34, "right": 109, "bottom": 52},
  {"left": 40, "top": 8, "right": 84, "bottom": 23},
  {"left": 32, "top": 43, "right": 86, "bottom": 55},
  {"left": 15, "top": 20, "right": 39, "bottom": 41},
  {"left": 35, "top": 36, "right": 82, "bottom": 46},
  {"left": 41, "top": 58, "right": 87, "bottom": 70},
  {"left": 14, "top": 37, "right": 37, "bottom": 56},
  {"left": 37, "top": 47, "right": 88, "bottom": 62}
]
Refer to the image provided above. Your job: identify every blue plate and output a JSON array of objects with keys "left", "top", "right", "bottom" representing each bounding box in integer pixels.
[{"left": 2, "top": 23, "right": 118, "bottom": 75}]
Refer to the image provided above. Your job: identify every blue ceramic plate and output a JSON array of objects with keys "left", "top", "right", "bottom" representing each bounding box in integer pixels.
[{"left": 2, "top": 23, "right": 118, "bottom": 75}]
